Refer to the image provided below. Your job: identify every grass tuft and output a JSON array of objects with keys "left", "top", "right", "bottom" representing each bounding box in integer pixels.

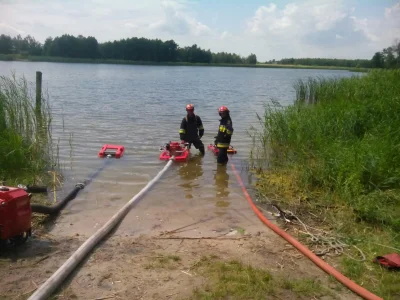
[{"left": 144, "top": 254, "right": 182, "bottom": 270}]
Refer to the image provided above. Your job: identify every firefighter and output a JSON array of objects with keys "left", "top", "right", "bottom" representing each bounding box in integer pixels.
[
  {"left": 179, "top": 104, "right": 205, "bottom": 155},
  {"left": 214, "top": 106, "right": 233, "bottom": 164}
]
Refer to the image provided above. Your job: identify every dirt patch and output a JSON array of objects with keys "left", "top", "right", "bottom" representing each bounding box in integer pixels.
[
  {"left": 0, "top": 234, "right": 80, "bottom": 300},
  {"left": 0, "top": 231, "right": 360, "bottom": 300}
]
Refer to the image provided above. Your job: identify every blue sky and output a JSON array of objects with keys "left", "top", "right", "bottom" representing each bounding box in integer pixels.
[{"left": 1, "top": 0, "right": 399, "bottom": 60}]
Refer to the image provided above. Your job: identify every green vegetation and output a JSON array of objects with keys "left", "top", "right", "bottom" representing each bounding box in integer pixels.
[
  {"left": 371, "top": 41, "right": 400, "bottom": 68},
  {"left": 1, "top": 33, "right": 398, "bottom": 69},
  {"left": 257, "top": 63, "right": 368, "bottom": 72},
  {"left": 191, "top": 256, "right": 332, "bottom": 300},
  {"left": 270, "top": 57, "right": 372, "bottom": 68},
  {"left": 0, "top": 33, "right": 257, "bottom": 65},
  {"left": 0, "top": 54, "right": 368, "bottom": 71},
  {"left": 266, "top": 40, "right": 400, "bottom": 69},
  {"left": 0, "top": 73, "right": 55, "bottom": 185},
  {"left": 250, "top": 69, "right": 400, "bottom": 299}
]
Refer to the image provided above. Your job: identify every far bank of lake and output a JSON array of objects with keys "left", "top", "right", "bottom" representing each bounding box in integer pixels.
[{"left": 0, "top": 54, "right": 369, "bottom": 72}]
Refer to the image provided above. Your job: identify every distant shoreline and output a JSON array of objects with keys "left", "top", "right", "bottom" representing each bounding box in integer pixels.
[{"left": 0, "top": 54, "right": 369, "bottom": 72}]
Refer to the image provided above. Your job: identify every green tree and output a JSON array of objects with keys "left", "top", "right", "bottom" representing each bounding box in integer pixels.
[
  {"left": 42, "top": 37, "right": 53, "bottom": 56},
  {"left": 246, "top": 53, "right": 257, "bottom": 64},
  {"left": 0, "top": 34, "right": 13, "bottom": 54},
  {"left": 383, "top": 47, "right": 396, "bottom": 68},
  {"left": 0, "top": 33, "right": 260, "bottom": 65},
  {"left": 371, "top": 52, "right": 384, "bottom": 68},
  {"left": 24, "top": 35, "right": 42, "bottom": 55}
]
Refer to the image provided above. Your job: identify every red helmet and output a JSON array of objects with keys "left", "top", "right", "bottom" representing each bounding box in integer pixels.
[
  {"left": 218, "top": 105, "right": 229, "bottom": 113},
  {"left": 186, "top": 104, "right": 194, "bottom": 111}
]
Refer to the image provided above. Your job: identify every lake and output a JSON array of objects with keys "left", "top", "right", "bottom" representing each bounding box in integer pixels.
[{"left": 0, "top": 61, "right": 358, "bottom": 233}]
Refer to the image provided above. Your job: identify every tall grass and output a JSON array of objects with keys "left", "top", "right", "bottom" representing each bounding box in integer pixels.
[
  {"left": 251, "top": 70, "right": 400, "bottom": 298},
  {"left": 0, "top": 73, "right": 55, "bottom": 184},
  {"left": 253, "top": 70, "right": 400, "bottom": 230}
]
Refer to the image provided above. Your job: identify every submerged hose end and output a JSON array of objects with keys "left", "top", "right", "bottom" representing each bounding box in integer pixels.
[{"left": 75, "top": 182, "right": 85, "bottom": 189}]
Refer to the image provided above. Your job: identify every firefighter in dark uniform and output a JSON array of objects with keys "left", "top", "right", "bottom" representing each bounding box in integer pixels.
[
  {"left": 214, "top": 106, "right": 233, "bottom": 164},
  {"left": 179, "top": 104, "right": 205, "bottom": 155}
]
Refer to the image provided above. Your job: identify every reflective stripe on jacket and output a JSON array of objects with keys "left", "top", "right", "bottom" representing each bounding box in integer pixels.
[{"left": 216, "top": 117, "right": 233, "bottom": 148}]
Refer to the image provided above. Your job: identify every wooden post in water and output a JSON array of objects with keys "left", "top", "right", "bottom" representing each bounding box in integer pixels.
[
  {"left": 35, "top": 71, "right": 43, "bottom": 134},
  {"left": 36, "top": 71, "right": 42, "bottom": 114}
]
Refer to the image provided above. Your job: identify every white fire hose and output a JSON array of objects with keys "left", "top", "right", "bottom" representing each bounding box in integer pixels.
[{"left": 29, "top": 157, "right": 175, "bottom": 300}]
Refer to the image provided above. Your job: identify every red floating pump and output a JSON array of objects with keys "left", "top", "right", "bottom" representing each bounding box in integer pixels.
[
  {"left": 0, "top": 186, "right": 32, "bottom": 244},
  {"left": 98, "top": 144, "right": 125, "bottom": 158},
  {"left": 208, "top": 144, "right": 237, "bottom": 155},
  {"left": 160, "top": 141, "right": 190, "bottom": 162}
]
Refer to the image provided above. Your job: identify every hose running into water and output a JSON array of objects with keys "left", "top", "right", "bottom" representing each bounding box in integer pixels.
[
  {"left": 231, "top": 163, "right": 382, "bottom": 300},
  {"left": 31, "top": 158, "right": 113, "bottom": 215},
  {"left": 28, "top": 157, "right": 175, "bottom": 300}
]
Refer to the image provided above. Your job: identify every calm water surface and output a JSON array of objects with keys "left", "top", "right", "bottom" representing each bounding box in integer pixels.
[{"left": 0, "top": 62, "right": 358, "bottom": 221}]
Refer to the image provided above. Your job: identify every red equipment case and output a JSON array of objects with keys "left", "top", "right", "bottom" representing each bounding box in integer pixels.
[{"left": 0, "top": 186, "right": 31, "bottom": 241}]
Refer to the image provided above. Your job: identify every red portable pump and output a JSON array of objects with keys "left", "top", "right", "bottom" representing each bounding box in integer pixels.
[
  {"left": 0, "top": 186, "right": 32, "bottom": 245},
  {"left": 159, "top": 141, "right": 190, "bottom": 162},
  {"left": 207, "top": 144, "right": 237, "bottom": 155}
]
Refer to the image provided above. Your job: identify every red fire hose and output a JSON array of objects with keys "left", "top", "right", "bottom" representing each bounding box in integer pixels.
[{"left": 231, "top": 163, "right": 382, "bottom": 300}]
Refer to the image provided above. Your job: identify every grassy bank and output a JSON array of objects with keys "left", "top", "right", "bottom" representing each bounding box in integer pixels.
[
  {"left": 0, "top": 73, "right": 56, "bottom": 186},
  {"left": 251, "top": 70, "right": 400, "bottom": 299},
  {"left": 0, "top": 54, "right": 368, "bottom": 72}
]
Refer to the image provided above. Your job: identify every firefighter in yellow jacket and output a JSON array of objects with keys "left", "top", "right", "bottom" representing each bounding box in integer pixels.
[{"left": 214, "top": 106, "right": 233, "bottom": 164}]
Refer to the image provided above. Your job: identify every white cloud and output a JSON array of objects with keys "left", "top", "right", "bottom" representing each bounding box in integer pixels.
[
  {"left": 247, "top": 0, "right": 348, "bottom": 36},
  {"left": 385, "top": 3, "right": 400, "bottom": 21},
  {"left": 149, "top": 0, "right": 212, "bottom": 36},
  {"left": 245, "top": 0, "right": 400, "bottom": 59},
  {"left": 350, "top": 16, "right": 379, "bottom": 42},
  {"left": 350, "top": 2, "right": 400, "bottom": 47},
  {"left": 125, "top": 23, "right": 139, "bottom": 29},
  {"left": 220, "top": 31, "right": 229, "bottom": 40},
  {"left": 0, "top": 23, "right": 25, "bottom": 35}
]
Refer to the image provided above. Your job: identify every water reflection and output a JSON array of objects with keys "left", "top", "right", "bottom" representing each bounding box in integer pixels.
[
  {"left": 178, "top": 154, "right": 203, "bottom": 198},
  {"left": 214, "top": 164, "right": 230, "bottom": 200}
]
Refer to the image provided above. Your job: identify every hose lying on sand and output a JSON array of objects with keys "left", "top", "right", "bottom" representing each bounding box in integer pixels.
[
  {"left": 230, "top": 163, "right": 382, "bottom": 300},
  {"left": 28, "top": 157, "right": 175, "bottom": 300}
]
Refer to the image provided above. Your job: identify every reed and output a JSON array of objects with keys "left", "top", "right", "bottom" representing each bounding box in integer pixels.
[
  {"left": 0, "top": 73, "right": 55, "bottom": 185},
  {"left": 250, "top": 69, "right": 400, "bottom": 299}
]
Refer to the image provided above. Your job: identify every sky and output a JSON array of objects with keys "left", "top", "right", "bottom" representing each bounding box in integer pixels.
[{"left": 0, "top": 0, "right": 399, "bottom": 61}]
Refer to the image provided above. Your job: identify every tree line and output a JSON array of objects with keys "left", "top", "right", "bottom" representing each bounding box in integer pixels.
[
  {"left": 265, "top": 39, "right": 400, "bottom": 69},
  {"left": 0, "top": 33, "right": 257, "bottom": 64},
  {"left": 269, "top": 57, "right": 372, "bottom": 68},
  {"left": 371, "top": 40, "right": 400, "bottom": 68}
]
